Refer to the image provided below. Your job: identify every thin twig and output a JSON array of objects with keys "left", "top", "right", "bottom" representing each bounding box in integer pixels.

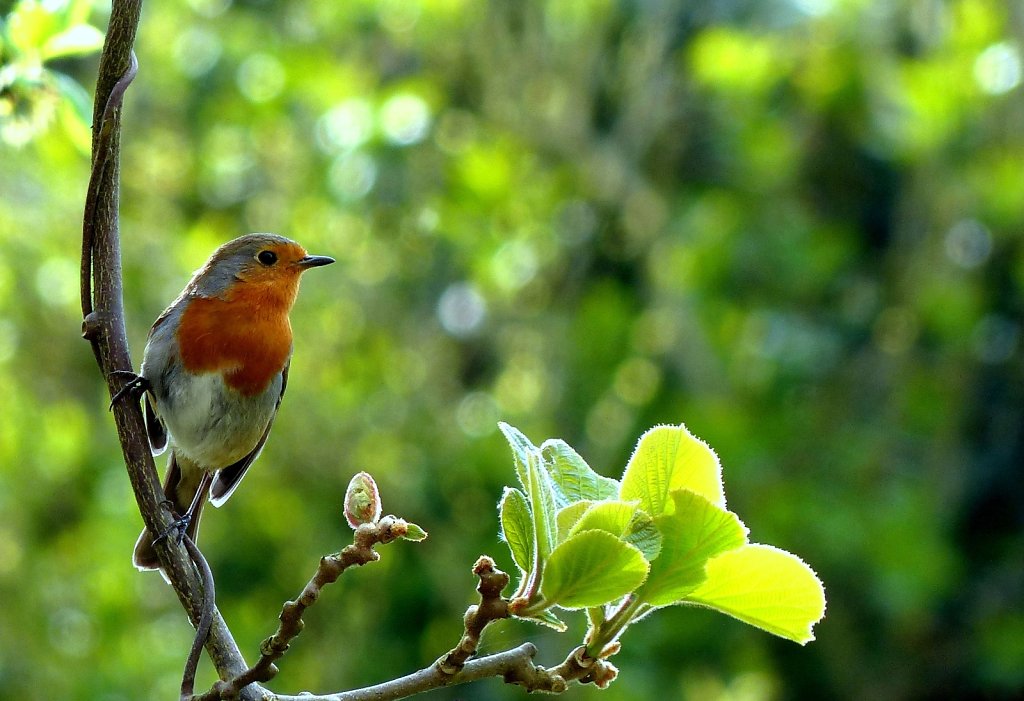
[
  {"left": 435, "top": 556, "right": 510, "bottom": 675},
  {"left": 181, "top": 536, "right": 217, "bottom": 700},
  {"left": 81, "top": 3, "right": 260, "bottom": 698},
  {"left": 192, "top": 517, "right": 412, "bottom": 700}
]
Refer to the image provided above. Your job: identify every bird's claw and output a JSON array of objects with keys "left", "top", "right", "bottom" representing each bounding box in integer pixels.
[
  {"left": 153, "top": 512, "right": 192, "bottom": 548},
  {"left": 108, "top": 370, "right": 149, "bottom": 409}
]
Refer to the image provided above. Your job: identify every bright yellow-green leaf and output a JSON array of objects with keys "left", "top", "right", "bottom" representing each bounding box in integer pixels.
[
  {"left": 541, "top": 530, "right": 649, "bottom": 609},
  {"left": 556, "top": 500, "right": 594, "bottom": 542},
  {"left": 684, "top": 544, "right": 827, "bottom": 644},
  {"left": 620, "top": 424, "right": 725, "bottom": 517},
  {"left": 635, "top": 490, "right": 748, "bottom": 607},
  {"left": 623, "top": 509, "right": 662, "bottom": 562},
  {"left": 568, "top": 500, "right": 637, "bottom": 539}
]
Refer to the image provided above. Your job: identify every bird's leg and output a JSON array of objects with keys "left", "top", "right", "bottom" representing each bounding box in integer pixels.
[
  {"left": 108, "top": 369, "right": 150, "bottom": 409},
  {"left": 154, "top": 472, "right": 213, "bottom": 547}
]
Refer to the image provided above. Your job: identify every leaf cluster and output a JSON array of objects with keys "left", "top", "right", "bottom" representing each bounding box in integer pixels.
[{"left": 497, "top": 422, "right": 826, "bottom": 670}]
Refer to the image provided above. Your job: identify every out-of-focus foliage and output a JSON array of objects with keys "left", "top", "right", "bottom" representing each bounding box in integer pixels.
[
  {"left": 1, "top": 0, "right": 1022, "bottom": 699},
  {"left": 0, "top": 0, "right": 102, "bottom": 149}
]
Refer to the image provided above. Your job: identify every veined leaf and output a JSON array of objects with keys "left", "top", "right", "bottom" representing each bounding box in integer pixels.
[
  {"left": 541, "top": 438, "right": 619, "bottom": 504},
  {"left": 499, "top": 487, "right": 534, "bottom": 575},
  {"left": 556, "top": 500, "right": 594, "bottom": 543},
  {"left": 683, "top": 543, "right": 827, "bottom": 644},
  {"left": 561, "top": 500, "right": 662, "bottom": 562},
  {"left": 568, "top": 500, "right": 637, "bottom": 539},
  {"left": 623, "top": 509, "right": 662, "bottom": 561},
  {"left": 541, "top": 530, "right": 649, "bottom": 610},
  {"left": 498, "top": 422, "right": 536, "bottom": 491},
  {"left": 527, "top": 441, "right": 559, "bottom": 564},
  {"left": 620, "top": 424, "right": 725, "bottom": 517},
  {"left": 497, "top": 423, "right": 558, "bottom": 563},
  {"left": 636, "top": 490, "right": 747, "bottom": 607}
]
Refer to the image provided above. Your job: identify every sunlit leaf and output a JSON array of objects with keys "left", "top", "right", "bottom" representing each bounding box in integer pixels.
[
  {"left": 556, "top": 500, "right": 594, "bottom": 542},
  {"left": 567, "top": 500, "right": 637, "bottom": 539},
  {"left": 623, "top": 509, "right": 662, "bottom": 562},
  {"left": 636, "top": 490, "right": 747, "bottom": 607},
  {"left": 527, "top": 443, "right": 560, "bottom": 565},
  {"left": 620, "top": 424, "right": 724, "bottom": 517},
  {"left": 499, "top": 487, "right": 534, "bottom": 575},
  {"left": 684, "top": 544, "right": 827, "bottom": 644},
  {"left": 541, "top": 438, "right": 619, "bottom": 505},
  {"left": 498, "top": 421, "right": 535, "bottom": 492},
  {"left": 541, "top": 530, "right": 649, "bottom": 609}
]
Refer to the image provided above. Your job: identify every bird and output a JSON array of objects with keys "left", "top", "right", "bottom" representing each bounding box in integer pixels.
[{"left": 125, "top": 233, "right": 334, "bottom": 571}]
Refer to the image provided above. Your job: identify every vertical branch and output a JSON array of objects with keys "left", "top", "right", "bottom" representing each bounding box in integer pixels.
[{"left": 79, "top": 2, "right": 260, "bottom": 697}]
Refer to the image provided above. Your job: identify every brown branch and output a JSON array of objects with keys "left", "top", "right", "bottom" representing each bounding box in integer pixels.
[
  {"left": 435, "top": 556, "right": 510, "bottom": 674},
  {"left": 193, "top": 517, "right": 413, "bottom": 700},
  {"left": 272, "top": 643, "right": 569, "bottom": 701},
  {"left": 81, "top": 3, "right": 260, "bottom": 699}
]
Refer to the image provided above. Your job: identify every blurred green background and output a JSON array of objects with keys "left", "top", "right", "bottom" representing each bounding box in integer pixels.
[{"left": 2, "top": 0, "right": 1023, "bottom": 699}]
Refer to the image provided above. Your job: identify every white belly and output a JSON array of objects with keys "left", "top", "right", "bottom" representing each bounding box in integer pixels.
[{"left": 161, "top": 371, "right": 277, "bottom": 468}]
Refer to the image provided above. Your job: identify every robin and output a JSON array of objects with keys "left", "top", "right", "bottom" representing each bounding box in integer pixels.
[{"left": 121, "top": 233, "right": 334, "bottom": 570}]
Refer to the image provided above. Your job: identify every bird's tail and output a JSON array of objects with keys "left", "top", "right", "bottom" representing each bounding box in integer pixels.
[{"left": 132, "top": 452, "right": 208, "bottom": 571}]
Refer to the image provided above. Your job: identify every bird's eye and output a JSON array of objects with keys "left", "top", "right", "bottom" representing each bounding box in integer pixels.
[{"left": 257, "top": 250, "right": 278, "bottom": 266}]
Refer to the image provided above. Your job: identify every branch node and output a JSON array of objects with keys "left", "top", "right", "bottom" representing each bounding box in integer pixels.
[{"left": 81, "top": 311, "right": 107, "bottom": 340}]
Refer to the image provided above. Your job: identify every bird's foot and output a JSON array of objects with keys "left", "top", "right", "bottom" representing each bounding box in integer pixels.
[
  {"left": 108, "top": 370, "right": 149, "bottom": 409},
  {"left": 153, "top": 510, "right": 192, "bottom": 548}
]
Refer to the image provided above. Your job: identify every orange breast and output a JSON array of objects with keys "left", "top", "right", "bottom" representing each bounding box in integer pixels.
[{"left": 176, "top": 283, "right": 296, "bottom": 397}]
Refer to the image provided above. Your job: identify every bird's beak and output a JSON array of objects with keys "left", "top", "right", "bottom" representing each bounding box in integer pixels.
[{"left": 296, "top": 255, "right": 335, "bottom": 269}]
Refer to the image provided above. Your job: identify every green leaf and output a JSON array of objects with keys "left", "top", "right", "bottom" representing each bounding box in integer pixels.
[
  {"left": 623, "top": 509, "right": 662, "bottom": 561},
  {"left": 518, "top": 608, "right": 568, "bottom": 632},
  {"left": 556, "top": 500, "right": 594, "bottom": 542},
  {"left": 498, "top": 423, "right": 558, "bottom": 565},
  {"left": 636, "top": 490, "right": 748, "bottom": 607},
  {"left": 620, "top": 424, "right": 725, "bottom": 517},
  {"left": 541, "top": 530, "right": 649, "bottom": 609},
  {"left": 41, "top": 24, "right": 104, "bottom": 60},
  {"left": 498, "top": 421, "right": 536, "bottom": 492},
  {"left": 568, "top": 500, "right": 637, "bottom": 539},
  {"left": 527, "top": 444, "right": 559, "bottom": 565},
  {"left": 499, "top": 487, "right": 534, "bottom": 575},
  {"left": 541, "top": 438, "right": 619, "bottom": 504},
  {"left": 401, "top": 522, "right": 428, "bottom": 542},
  {"left": 561, "top": 500, "right": 662, "bottom": 561},
  {"left": 683, "top": 544, "right": 827, "bottom": 644}
]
